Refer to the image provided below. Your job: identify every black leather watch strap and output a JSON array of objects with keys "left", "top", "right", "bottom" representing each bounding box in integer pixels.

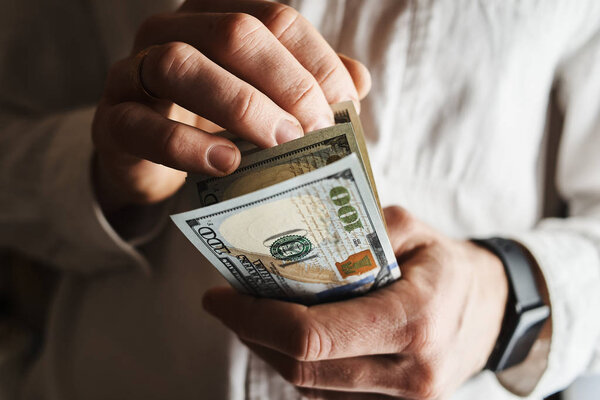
[{"left": 472, "top": 238, "right": 550, "bottom": 372}]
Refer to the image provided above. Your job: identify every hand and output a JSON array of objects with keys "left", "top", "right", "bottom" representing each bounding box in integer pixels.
[
  {"left": 203, "top": 206, "right": 508, "bottom": 399},
  {"left": 91, "top": 0, "right": 371, "bottom": 213}
]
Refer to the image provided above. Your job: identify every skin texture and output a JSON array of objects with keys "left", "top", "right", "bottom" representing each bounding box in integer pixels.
[
  {"left": 92, "top": 0, "right": 369, "bottom": 213},
  {"left": 91, "top": 1, "right": 508, "bottom": 398},
  {"left": 204, "top": 206, "right": 508, "bottom": 399}
]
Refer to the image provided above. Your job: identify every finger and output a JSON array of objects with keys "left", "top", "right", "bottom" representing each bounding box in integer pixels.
[
  {"left": 95, "top": 101, "right": 240, "bottom": 175},
  {"left": 245, "top": 342, "right": 416, "bottom": 398},
  {"left": 134, "top": 12, "right": 334, "bottom": 132},
  {"left": 181, "top": 1, "right": 360, "bottom": 109},
  {"left": 108, "top": 42, "right": 305, "bottom": 148},
  {"left": 104, "top": 59, "right": 223, "bottom": 131},
  {"left": 383, "top": 206, "right": 436, "bottom": 258},
  {"left": 338, "top": 54, "right": 371, "bottom": 100},
  {"left": 202, "top": 284, "right": 414, "bottom": 361}
]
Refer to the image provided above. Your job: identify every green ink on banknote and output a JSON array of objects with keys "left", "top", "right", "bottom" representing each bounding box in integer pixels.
[
  {"left": 329, "top": 186, "right": 363, "bottom": 232},
  {"left": 270, "top": 235, "right": 312, "bottom": 261}
]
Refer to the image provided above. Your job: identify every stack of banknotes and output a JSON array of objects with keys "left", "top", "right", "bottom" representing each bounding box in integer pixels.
[{"left": 171, "top": 102, "right": 400, "bottom": 304}]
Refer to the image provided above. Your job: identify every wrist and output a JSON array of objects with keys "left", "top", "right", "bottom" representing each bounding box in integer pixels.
[
  {"left": 464, "top": 240, "right": 509, "bottom": 368},
  {"left": 472, "top": 238, "right": 550, "bottom": 371}
]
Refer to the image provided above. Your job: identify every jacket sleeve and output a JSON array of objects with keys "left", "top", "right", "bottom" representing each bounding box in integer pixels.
[
  {"left": 499, "top": 26, "right": 600, "bottom": 397},
  {"left": 0, "top": 107, "right": 151, "bottom": 274}
]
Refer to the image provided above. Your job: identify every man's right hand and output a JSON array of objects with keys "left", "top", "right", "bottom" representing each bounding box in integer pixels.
[{"left": 92, "top": 0, "right": 371, "bottom": 213}]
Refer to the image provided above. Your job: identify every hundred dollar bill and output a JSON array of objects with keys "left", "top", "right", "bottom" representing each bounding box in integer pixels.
[
  {"left": 171, "top": 154, "right": 399, "bottom": 304},
  {"left": 330, "top": 101, "right": 382, "bottom": 209},
  {"left": 188, "top": 102, "right": 383, "bottom": 215}
]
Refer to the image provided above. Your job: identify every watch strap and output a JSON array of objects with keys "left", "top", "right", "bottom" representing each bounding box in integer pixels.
[{"left": 472, "top": 238, "right": 550, "bottom": 371}]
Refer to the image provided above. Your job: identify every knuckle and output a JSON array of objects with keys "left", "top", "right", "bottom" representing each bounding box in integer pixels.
[
  {"left": 293, "top": 318, "right": 331, "bottom": 362},
  {"left": 150, "top": 42, "right": 198, "bottom": 91},
  {"left": 411, "top": 361, "right": 444, "bottom": 400},
  {"left": 161, "top": 122, "right": 189, "bottom": 165},
  {"left": 287, "top": 77, "right": 321, "bottom": 109},
  {"left": 386, "top": 300, "right": 412, "bottom": 348},
  {"left": 312, "top": 60, "right": 340, "bottom": 88},
  {"left": 280, "top": 361, "right": 313, "bottom": 388},
  {"left": 217, "top": 13, "right": 264, "bottom": 56},
  {"left": 408, "top": 310, "right": 439, "bottom": 354},
  {"left": 231, "top": 89, "right": 260, "bottom": 125},
  {"left": 260, "top": 3, "right": 301, "bottom": 39},
  {"left": 312, "top": 58, "right": 358, "bottom": 104}
]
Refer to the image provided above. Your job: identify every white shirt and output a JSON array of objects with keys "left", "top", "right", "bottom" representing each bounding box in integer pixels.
[{"left": 1, "top": 0, "right": 600, "bottom": 399}]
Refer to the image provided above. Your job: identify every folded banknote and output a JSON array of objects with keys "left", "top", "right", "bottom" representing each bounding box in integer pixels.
[{"left": 171, "top": 103, "right": 400, "bottom": 304}]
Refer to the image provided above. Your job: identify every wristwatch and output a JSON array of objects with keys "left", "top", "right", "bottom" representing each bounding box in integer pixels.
[{"left": 472, "top": 238, "right": 550, "bottom": 372}]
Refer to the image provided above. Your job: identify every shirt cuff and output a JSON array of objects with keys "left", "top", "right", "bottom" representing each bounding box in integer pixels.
[
  {"left": 42, "top": 107, "right": 152, "bottom": 274},
  {"left": 496, "top": 228, "right": 600, "bottom": 396}
]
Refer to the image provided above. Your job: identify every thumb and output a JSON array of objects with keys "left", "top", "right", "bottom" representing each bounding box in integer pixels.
[
  {"left": 383, "top": 206, "right": 434, "bottom": 257},
  {"left": 338, "top": 53, "right": 372, "bottom": 101}
]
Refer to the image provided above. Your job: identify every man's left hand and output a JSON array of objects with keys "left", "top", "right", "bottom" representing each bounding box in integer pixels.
[{"left": 203, "top": 206, "right": 508, "bottom": 399}]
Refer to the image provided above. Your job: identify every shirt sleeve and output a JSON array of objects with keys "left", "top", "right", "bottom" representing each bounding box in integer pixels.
[
  {"left": 497, "top": 26, "right": 600, "bottom": 397},
  {"left": 0, "top": 107, "right": 152, "bottom": 274}
]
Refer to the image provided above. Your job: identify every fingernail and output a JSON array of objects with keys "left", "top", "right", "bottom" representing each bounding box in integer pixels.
[
  {"left": 208, "top": 145, "right": 236, "bottom": 173},
  {"left": 275, "top": 119, "right": 303, "bottom": 145}
]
